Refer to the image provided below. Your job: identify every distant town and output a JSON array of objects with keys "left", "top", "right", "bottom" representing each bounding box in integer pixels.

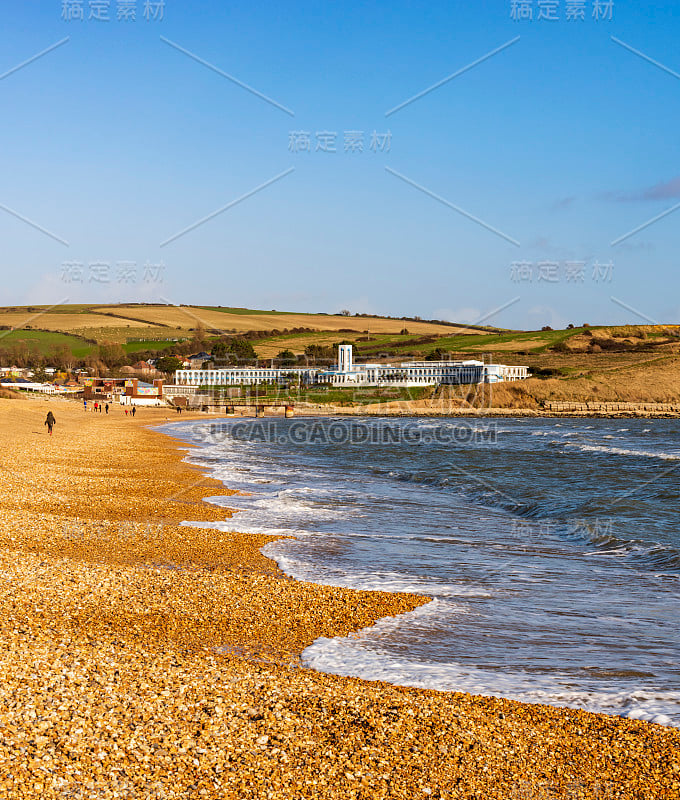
[{"left": 1, "top": 344, "right": 528, "bottom": 408}]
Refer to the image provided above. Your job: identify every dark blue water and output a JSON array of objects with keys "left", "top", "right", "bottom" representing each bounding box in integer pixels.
[{"left": 163, "top": 416, "right": 680, "bottom": 725}]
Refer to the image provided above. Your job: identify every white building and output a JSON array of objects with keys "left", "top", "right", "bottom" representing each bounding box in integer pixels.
[
  {"left": 174, "top": 367, "right": 319, "bottom": 387},
  {"left": 319, "top": 355, "right": 528, "bottom": 386},
  {"left": 173, "top": 346, "right": 528, "bottom": 389}
]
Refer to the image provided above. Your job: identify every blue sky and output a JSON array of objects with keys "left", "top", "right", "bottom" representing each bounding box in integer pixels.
[{"left": 1, "top": 0, "right": 679, "bottom": 329}]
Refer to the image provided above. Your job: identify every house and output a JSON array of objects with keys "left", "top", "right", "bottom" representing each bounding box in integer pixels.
[
  {"left": 0, "top": 366, "right": 31, "bottom": 379},
  {"left": 184, "top": 352, "right": 212, "bottom": 370},
  {"left": 120, "top": 378, "right": 165, "bottom": 406},
  {"left": 0, "top": 378, "right": 59, "bottom": 394},
  {"left": 83, "top": 378, "right": 128, "bottom": 400}
]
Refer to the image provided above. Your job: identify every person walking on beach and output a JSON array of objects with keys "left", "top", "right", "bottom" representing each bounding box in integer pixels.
[
  {"left": 94, "top": 401, "right": 98, "bottom": 413},
  {"left": 124, "top": 408, "right": 128, "bottom": 416},
  {"left": 83, "top": 399, "right": 87, "bottom": 411},
  {"left": 99, "top": 403, "right": 102, "bottom": 413},
  {"left": 105, "top": 403, "right": 109, "bottom": 414},
  {"left": 44, "top": 411, "right": 56, "bottom": 436},
  {"left": 131, "top": 406, "right": 136, "bottom": 417}
]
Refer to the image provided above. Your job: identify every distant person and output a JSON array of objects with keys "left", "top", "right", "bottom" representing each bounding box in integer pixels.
[
  {"left": 99, "top": 403, "right": 102, "bottom": 413},
  {"left": 83, "top": 400, "right": 87, "bottom": 411},
  {"left": 94, "top": 401, "right": 98, "bottom": 412},
  {"left": 124, "top": 408, "right": 128, "bottom": 416},
  {"left": 132, "top": 406, "right": 136, "bottom": 417},
  {"left": 105, "top": 403, "right": 109, "bottom": 414},
  {"left": 44, "top": 411, "right": 56, "bottom": 436}
]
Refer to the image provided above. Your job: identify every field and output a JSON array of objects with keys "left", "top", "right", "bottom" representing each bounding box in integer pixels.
[
  {"left": 0, "top": 330, "right": 95, "bottom": 358},
  {"left": 251, "top": 331, "right": 418, "bottom": 359},
  {"left": 0, "top": 304, "right": 479, "bottom": 347},
  {"left": 122, "top": 340, "right": 179, "bottom": 355},
  {"left": 91, "top": 305, "right": 472, "bottom": 337}
]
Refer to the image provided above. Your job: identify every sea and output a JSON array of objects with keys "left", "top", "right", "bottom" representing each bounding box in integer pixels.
[{"left": 162, "top": 415, "right": 680, "bottom": 727}]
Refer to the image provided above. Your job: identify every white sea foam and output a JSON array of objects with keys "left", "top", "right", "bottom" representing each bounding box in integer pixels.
[
  {"left": 165, "top": 418, "right": 680, "bottom": 728},
  {"left": 302, "top": 604, "right": 680, "bottom": 727},
  {"left": 566, "top": 443, "right": 680, "bottom": 461},
  {"left": 262, "top": 540, "right": 492, "bottom": 597}
]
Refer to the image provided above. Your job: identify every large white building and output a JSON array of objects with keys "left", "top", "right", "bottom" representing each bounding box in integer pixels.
[
  {"left": 318, "top": 345, "right": 528, "bottom": 386},
  {"left": 173, "top": 346, "right": 528, "bottom": 388},
  {"left": 174, "top": 367, "right": 319, "bottom": 387}
]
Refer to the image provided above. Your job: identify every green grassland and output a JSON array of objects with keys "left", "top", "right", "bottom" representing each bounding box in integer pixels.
[
  {"left": 122, "top": 339, "right": 184, "bottom": 355},
  {"left": 0, "top": 329, "right": 95, "bottom": 358}
]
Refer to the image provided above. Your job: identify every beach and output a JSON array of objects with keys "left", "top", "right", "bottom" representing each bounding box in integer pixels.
[{"left": 0, "top": 397, "right": 678, "bottom": 799}]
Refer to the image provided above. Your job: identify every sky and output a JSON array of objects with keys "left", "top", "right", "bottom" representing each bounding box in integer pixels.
[{"left": 1, "top": 0, "right": 679, "bottom": 329}]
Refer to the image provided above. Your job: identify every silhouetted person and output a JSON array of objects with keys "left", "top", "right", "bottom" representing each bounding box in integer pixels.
[
  {"left": 132, "top": 406, "right": 136, "bottom": 417},
  {"left": 105, "top": 403, "right": 109, "bottom": 414},
  {"left": 45, "top": 411, "right": 56, "bottom": 436}
]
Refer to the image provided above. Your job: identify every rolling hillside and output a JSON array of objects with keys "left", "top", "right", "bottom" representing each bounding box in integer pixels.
[{"left": 0, "top": 304, "right": 480, "bottom": 346}]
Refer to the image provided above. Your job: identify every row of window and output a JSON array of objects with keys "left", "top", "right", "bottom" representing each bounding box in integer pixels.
[{"left": 176, "top": 366, "right": 526, "bottom": 384}]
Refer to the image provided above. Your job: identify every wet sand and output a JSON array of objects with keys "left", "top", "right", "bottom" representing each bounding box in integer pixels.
[{"left": 0, "top": 397, "right": 678, "bottom": 799}]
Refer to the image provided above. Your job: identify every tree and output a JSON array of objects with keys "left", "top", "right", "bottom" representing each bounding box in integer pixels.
[
  {"left": 230, "top": 338, "right": 257, "bottom": 363},
  {"left": 84, "top": 355, "right": 106, "bottom": 376},
  {"left": 339, "top": 309, "right": 351, "bottom": 316},
  {"left": 99, "top": 342, "right": 125, "bottom": 368},
  {"left": 277, "top": 349, "right": 297, "bottom": 366},
  {"left": 211, "top": 340, "right": 230, "bottom": 360},
  {"left": 32, "top": 365, "right": 48, "bottom": 383},
  {"left": 191, "top": 323, "right": 207, "bottom": 350},
  {"left": 52, "top": 344, "right": 75, "bottom": 372},
  {"left": 426, "top": 347, "right": 449, "bottom": 361},
  {"left": 155, "top": 355, "right": 184, "bottom": 374},
  {"left": 304, "top": 344, "right": 334, "bottom": 363}
]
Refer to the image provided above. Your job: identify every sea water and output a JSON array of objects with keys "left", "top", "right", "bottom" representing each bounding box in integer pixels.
[{"left": 163, "top": 416, "right": 680, "bottom": 726}]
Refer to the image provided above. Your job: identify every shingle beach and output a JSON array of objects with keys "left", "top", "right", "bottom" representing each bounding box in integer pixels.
[{"left": 0, "top": 398, "right": 677, "bottom": 799}]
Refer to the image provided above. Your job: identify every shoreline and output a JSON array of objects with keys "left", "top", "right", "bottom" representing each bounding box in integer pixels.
[
  {"left": 183, "top": 401, "right": 680, "bottom": 419},
  {"left": 0, "top": 397, "right": 678, "bottom": 798},
  {"left": 171, "top": 413, "right": 680, "bottom": 728}
]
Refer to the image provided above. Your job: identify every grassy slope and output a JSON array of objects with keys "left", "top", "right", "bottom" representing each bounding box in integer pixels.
[
  {"left": 0, "top": 303, "right": 484, "bottom": 348},
  {"left": 0, "top": 330, "right": 95, "bottom": 358},
  {"left": 122, "top": 340, "right": 178, "bottom": 354},
  {"left": 90, "top": 305, "right": 469, "bottom": 337}
]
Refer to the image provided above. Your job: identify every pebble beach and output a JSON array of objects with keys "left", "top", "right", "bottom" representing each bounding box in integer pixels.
[{"left": 0, "top": 397, "right": 678, "bottom": 799}]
